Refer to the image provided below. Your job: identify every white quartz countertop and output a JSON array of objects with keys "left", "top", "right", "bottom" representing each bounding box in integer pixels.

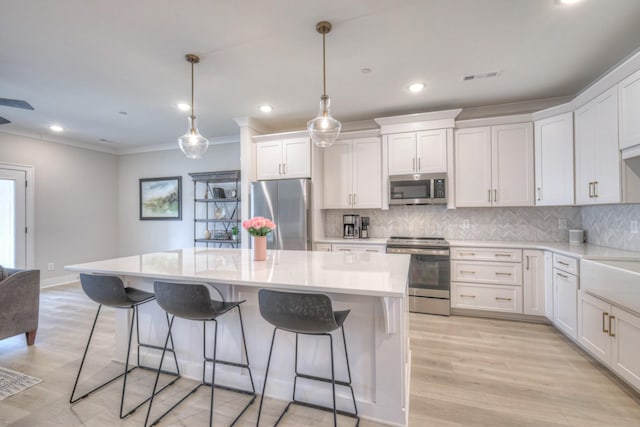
[
  {"left": 65, "top": 247, "right": 410, "bottom": 298},
  {"left": 314, "top": 237, "right": 388, "bottom": 245}
]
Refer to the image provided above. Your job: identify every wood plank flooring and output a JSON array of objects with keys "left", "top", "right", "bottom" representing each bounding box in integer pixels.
[{"left": 0, "top": 283, "right": 639, "bottom": 426}]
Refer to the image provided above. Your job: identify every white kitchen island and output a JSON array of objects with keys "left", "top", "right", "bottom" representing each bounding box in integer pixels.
[{"left": 66, "top": 247, "right": 410, "bottom": 426}]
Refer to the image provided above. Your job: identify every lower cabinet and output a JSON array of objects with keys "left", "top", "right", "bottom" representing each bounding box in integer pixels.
[
  {"left": 553, "top": 267, "right": 578, "bottom": 340},
  {"left": 451, "top": 282, "right": 523, "bottom": 313},
  {"left": 578, "top": 291, "right": 640, "bottom": 390},
  {"left": 523, "top": 250, "right": 546, "bottom": 316}
]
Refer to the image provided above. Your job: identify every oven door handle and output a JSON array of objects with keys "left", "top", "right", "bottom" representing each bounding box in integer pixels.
[{"left": 387, "top": 247, "right": 450, "bottom": 256}]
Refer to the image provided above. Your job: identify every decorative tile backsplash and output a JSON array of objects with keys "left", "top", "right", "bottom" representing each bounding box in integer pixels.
[
  {"left": 324, "top": 206, "right": 581, "bottom": 242},
  {"left": 581, "top": 204, "right": 640, "bottom": 251},
  {"left": 324, "top": 204, "right": 640, "bottom": 251}
]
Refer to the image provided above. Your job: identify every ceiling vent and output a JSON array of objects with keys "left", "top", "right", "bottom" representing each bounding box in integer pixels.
[{"left": 463, "top": 71, "right": 501, "bottom": 81}]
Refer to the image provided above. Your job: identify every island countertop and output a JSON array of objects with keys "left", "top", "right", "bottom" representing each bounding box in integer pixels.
[{"left": 66, "top": 247, "right": 410, "bottom": 298}]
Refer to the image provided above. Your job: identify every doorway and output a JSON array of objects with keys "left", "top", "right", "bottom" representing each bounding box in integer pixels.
[{"left": 0, "top": 165, "right": 33, "bottom": 269}]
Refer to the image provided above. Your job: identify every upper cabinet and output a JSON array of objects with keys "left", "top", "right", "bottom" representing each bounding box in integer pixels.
[
  {"left": 455, "top": 123, "right": 534, "bottom": 207},
  {"left": 255, "top": 137, "right": 311, "bottom": 180},
  {"left": 323, "top": 137, "right": 382, "bottom": 209},
  {"left": 575, "top": 87, "right": 621, "bottom": 205},
  {"left": 534, "top": 113, "right": 575, "bottom": 206},
  {"left": 619, "top": 68, "right": 640, "bottom": 150},
  {"left": 388, "top": 129, "right": 447, "bottom": 175}
]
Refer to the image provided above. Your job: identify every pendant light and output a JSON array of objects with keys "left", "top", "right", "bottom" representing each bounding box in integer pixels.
[
  {"left": 307, "top": 21, "right": 341, "bottom": 148},
  {"left": 178, "top": 54, "right": 209, "bottom": 159}
]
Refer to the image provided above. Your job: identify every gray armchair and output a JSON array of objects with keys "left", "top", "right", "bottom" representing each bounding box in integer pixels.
[{"left": 0, "top": 267, "right": 40, "bottom": 345}]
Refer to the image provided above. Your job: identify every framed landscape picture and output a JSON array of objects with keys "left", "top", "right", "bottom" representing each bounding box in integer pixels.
[{"left": 139, "top": 176, "right": 182, "bottom": 220}]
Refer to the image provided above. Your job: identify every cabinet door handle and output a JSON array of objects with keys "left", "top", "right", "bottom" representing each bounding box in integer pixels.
[
  {"left": 588, "top": 182, "right": 592, "bottom": 198},
  {"left": 460, "top": 270, "right": 476, "bottom": 274},
  {"left": 413, "top": 157, "right": 416, "bottom": 171},
  {"left": 609, "top": 315, "right": 615, "bottom": 337},
  {"left": 418, "top": 157, "right": 421, "bottom": 170},
  {"left": 278, "top": 163, "right": 282, "bottom": 175},
  {"left": 556, "top": 272, "right": 568, "bottom": 279},
  {"left": 594, "top": 181, "right": 598, "bottom": 198},
  {"left": 526, "top": 255, "right": 530, "bottom": 270},
  {"left": 348, "top": 193, "right": 352, "bottom": 206},
  {"left": 557, "top": 261, "right": 569, "bottom": 266},
  {"left": 495, "top": 297, "right": 512, "bottom": 301},
  {"left": 495, "top": 253, "right": 512, "bottom": 258},
  {"left": 460, "top": 294, "right": 476, "bottom": 298},
  {"left": 353, "top": 193, "right": 357, "bottom": 206},
  {"left": 602, "top": 312, "right": 609, "bottom": 333},
  {"left": 494, "top": 189, "right": 498, "bottom": 203},
  {"left": 283, "top": 163, "right": 287, "bottom": 175},
  {"left": 488, "top": 189, "right": 491, "bottom": 203},
  {"left": 495, "top": 272, "right": 512, "bottom": 276},
  {"left": 537, "top": 187, "right": 541, "bottom": 201}
]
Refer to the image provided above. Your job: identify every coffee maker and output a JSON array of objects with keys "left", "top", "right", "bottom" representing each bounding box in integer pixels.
[
  {"left": 360, "top": 217, "right": 370, "bottom": 239},
  {"left": 343, "top": 214, "right": 360, "bottom": 239}
]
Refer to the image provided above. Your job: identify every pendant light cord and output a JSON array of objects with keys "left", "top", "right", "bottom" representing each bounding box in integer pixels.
[
  {"left": 190, "top": 60, "right": 196, "bottom": 131},
  {"left": 322, "top": 32, "right": 327, "bottom": 97}
]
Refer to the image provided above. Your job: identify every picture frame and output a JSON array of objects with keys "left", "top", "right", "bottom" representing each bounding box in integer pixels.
[{"left": 139, "top": 176, "right": 182, "bottom": 220}]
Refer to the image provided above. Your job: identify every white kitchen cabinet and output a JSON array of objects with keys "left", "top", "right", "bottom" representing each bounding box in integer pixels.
[
  {"left": 388, "top": 129, "right": 447, "bottom": 175},
  {"left": 331, "top": 243, "right": 386, "bottom": 253},
  {"left": 534, "top": 112, "right": 575, "bottom": 206},
  {"left": 523, "top": 250, "right": 546, "bottom": 316},
  {"left": 256, "top": 137, "right": 311, "bottom": 180},
  {"left": 578, "top": 291, "right": 612, "bottom": 364},
  {"left": 611, "top": 306, "right": 640, "bottom": 390},
  {"left": 451, "top": 282, "right": 523, "bottom": 313},
  {"left": 323, "top": 137, "right": 381, "bottom": 209},
  {"left": 618, "top": 67, "right": 640, "bottom": 150},
  {"left": 544, "top": 251, "right": 554, "bottom": 321},
  {"left": 578, "top": 291, "right": 640, "bottom": 390},
  {"left": 450, "top": 247, "right": 522, "bottom": 262},
  {"left": 575, "top": 87, "right": 621, "bottom": 205},
  {"left": 455, "top": 123, "right": 534, "bottom": 207},
  {"left": 553, "top": 256, "right": 579, "bottom": 340},
  {"left": 451, "top": 260, "right": 522, "bottom": 286}
]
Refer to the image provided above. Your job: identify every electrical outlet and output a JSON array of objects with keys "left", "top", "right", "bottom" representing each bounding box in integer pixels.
[
  {"left": 632, "top": 221, "right": 638, "bottom": 234},
  {"left": 462, "top": 219, "right": 470, "bottom": 229},
  {"left": 47, "top": 262, "right": 55, "bottom": 271},
  {"left": 558, "top": 218, "right": 568, "bottom": 230}
]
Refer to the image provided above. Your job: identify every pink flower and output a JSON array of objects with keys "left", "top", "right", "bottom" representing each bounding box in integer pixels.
[{"left": 242, "top": 216, "right": 276, "bottom": 236}]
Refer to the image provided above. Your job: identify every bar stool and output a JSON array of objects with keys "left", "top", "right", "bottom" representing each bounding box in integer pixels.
[
  {"left": 256, "top": 289, "right": 359, "bottom": 427},
  {"left": 70, "top": 273, "right": 180, "bottom": 418},
  {"left": 145, "top": 281, "right": 256, "bottom": 427}
]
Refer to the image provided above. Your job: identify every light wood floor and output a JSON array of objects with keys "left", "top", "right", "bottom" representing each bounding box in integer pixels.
[{"left": 0, "top": 284, "right": 639, "bottom": 426}]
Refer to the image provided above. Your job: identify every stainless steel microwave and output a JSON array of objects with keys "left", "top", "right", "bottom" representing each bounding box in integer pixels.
[{"left": 389, "top": 173, "right": 447, "bottom": 205}]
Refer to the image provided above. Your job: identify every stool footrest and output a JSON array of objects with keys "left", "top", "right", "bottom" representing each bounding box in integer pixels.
[
  {"left": 202, "top": 381, "right": 256, "bottom": 396},
  {"left": 295, "top": 372, "right": 352, "bottom": 388},
  {"left": 204, "top": 356, "right": 250, "bottom": 369},
  {"left": 277, "top": 400, "right": 359, "bottom": 425},
  {"left": 139, "top": 342, "right": 177, "bottom": 352}
]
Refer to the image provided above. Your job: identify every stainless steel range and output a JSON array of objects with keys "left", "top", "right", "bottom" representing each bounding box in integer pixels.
[{"left": 386, "top": 236, "right": 451, "bottom": 316}]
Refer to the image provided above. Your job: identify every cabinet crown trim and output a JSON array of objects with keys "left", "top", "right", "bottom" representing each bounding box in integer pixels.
[
  {"left": 455, "top": 114, "right": 532, "bottom": 129},
  {"left": 253, "top": 130, "right": 310, "bottom": 142},
  {"left": 375, "top": 109, "right": 462, "bottom": 134}
]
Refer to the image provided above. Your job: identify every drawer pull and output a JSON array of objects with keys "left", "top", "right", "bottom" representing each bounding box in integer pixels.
[
  {"left": 609, "top": 315, "right": 615, "bottom": 337},
  {"left": 338, "top": 248, "right": 351, "bottom": 252},
  {"left": 365, "top": 249, "right": 378, "bottom": 253},
  {"left": 495, "top": 297, "right": 512, "bottom": 301},
  {"left": 460, "top": 294, "right": 476, "bottom": 298},
  {"left": 459, "top": 252, "right": 476, "bottom": 256},
  {"left": 495, "top": 253, "right": 512, "bottom": 258},
  {"left": 557, "top": 261, "right": 570, "bottom": 266},
  {"left": 460, "top": 270, "right": 476, "bottom": 274},
  {"left": 495, "top": 272, "right": 512, "bottom": 276},
  {"left": 602, "top": 312, "right": 609, "bottom": 333},
  {"left": 556, "top": 272, "right": 568, "bottom": 279}
]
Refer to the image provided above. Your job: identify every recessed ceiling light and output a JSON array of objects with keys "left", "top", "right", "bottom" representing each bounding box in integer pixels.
[
  {"left": 408, "top": 82, "right": 425, "bottom": 93},
  {"left": 361, "top": 68, "right": 372, "bottom": 74},
  {"left": 49, "top": 124, "right": 64, "bottom": 132},
  {"left": 119, "top": 111, "right": 128, "bottom": 115},
  {"left": 559, "top": 0, "right": 581, "bottom": 4},
  {"left": 177, "top": 103, "right": 190, "bottom": 111},
  {"left": 260, "top": 104, "right": 273, "bottom": 113}
]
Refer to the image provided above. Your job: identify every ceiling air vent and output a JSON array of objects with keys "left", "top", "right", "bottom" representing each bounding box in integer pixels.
[{"left": 463, "top": 71, "right": 501, "bottom": 81}]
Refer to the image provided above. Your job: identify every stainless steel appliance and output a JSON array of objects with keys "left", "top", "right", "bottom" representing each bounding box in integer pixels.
[
  {"left": 342, "top": 214, "right": 360, "bottom": 239},
  {"left": 389, "top": 173, "right": 447, "bottom": 205},
  {"left": 386, "top": 236, "right": 450, "bottom": 315},
  {"left": 250, "top": 179, "right": 311, "bottom": 250},
  {"left": 360, "top": 217, "right": 370, "bottom": 239}
]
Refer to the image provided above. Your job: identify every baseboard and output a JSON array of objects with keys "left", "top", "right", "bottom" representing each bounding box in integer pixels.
[
  {"left": 451, "top": 308, "right": 550, "bottom": 324},
  {"left": 40, "top": 273, "right": 79, "bottom": 288}
]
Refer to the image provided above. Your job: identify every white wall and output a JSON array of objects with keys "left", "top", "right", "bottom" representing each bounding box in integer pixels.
[
  {"left": 0, "top": 132, "right": 119, "bottom": 285},
  {"left": 117, "top": 143, "right": 240, "bottom": 256}
]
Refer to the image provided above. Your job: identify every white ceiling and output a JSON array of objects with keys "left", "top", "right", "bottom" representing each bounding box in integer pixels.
[{"left": 1, "top": 0, "right": 640, "bottom": 153}]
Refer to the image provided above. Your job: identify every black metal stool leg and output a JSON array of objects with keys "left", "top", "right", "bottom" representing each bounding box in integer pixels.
[
  {"left": 119, "top": 306, "right": 137, "bottom": 418},
  {"left": 144, "top": 315, "right": 176, "bottom": 427},
  {"left": 329, "top": 333, "right": 337, "bottom": 427},
  {"left": 342, "top": 326, "right": 359, "bottom": 419},
  {"left": 257, "top": 327, "right": 278, "bottom": 427},
  {"left": 237, "top": 306, "right": 256, "bottom": 395}
]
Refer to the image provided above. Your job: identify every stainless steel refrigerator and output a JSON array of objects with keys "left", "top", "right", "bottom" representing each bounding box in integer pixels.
[{"left": 250, "top": 179, "right": 311, "bottom": 250}]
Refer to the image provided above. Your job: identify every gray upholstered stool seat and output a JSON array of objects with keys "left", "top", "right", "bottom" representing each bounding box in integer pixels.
[
  {"left": 70, "top": 273, "right": 179, "bottom": 419},
  {"left": 144, "top": 281, "right": 256, "bottom": 427},
  {"left": 257, "top": 289, "right": 359, "bottom": 427}
]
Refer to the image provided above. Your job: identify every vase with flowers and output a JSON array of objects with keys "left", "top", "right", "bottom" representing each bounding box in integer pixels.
[{"left": 242, "top": 216, "right": 276, "bottom": 261}]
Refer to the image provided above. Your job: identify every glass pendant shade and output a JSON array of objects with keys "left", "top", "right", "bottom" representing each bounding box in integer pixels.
[
  {"left": 178, "top": 116, "right": 209, "bottom": 159},
  {"left": 307, "top": 95, "right": 341, "bottom": 148}
]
